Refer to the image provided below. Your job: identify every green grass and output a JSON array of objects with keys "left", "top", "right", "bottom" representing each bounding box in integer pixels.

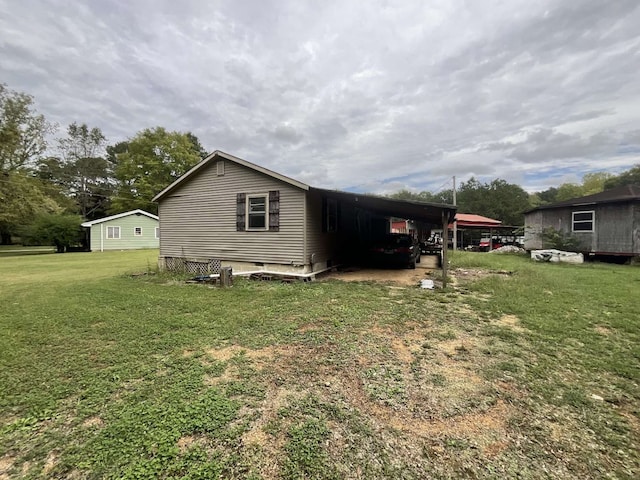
[{"left": 0, "top": 250, "right": 639, "bottom": 478}]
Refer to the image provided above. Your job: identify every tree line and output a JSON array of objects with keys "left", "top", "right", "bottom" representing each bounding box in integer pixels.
[
  {"left": 388, "top": 169, "right": 639, "bottom": 227},
  {"left": 0, "top": 84, "right": 206, "bottom": 246},
  {"left": 2, "top": 83, "right": 639, "bottom": 247}
]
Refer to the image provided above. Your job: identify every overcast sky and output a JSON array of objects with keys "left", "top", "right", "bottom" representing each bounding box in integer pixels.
[{"left": 2, "top": 0, "right": 639, "bottom": 194}]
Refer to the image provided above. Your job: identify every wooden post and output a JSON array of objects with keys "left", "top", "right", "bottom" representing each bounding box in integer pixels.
[
  {"left": 442, "top": 210, "right": 449, "bottom": 288},
  {"left": 220, "top": 267, "right": 233, "bottom": 287}
]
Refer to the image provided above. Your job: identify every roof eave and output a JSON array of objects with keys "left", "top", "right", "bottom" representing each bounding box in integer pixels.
[{"left": 152, "top": 150, "right": 310, "bottom": 202}]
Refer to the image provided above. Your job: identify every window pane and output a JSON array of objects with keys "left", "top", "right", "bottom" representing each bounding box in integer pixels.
[
  {"left": 248, "top": 214, "right": 266, "bottom": 228},
  {"left": 249, "top": 197, "right": 265, "bottom": 213},
  {"left": 573, "top": 212, "right": 593, "bottom": 222},
  {"left": 573, "top": 222, "right": 593, "bottom": 231}
]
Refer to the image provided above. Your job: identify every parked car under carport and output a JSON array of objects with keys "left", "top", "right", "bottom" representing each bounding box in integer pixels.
[{"left": 367, "top": 233, "right": 421, "bottom": 269}]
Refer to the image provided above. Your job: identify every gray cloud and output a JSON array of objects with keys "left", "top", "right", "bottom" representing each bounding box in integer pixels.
[{"left": 1, "top": 0, "right": 639, "bottom": 194}]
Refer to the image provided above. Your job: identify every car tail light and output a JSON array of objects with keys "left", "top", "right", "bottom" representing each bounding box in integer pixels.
[
  {"left": 371, "top": 247, "right": 384, "bottom": 252},
  {"left": 396, "top": 247, "right": 411, "bottom": 253}
]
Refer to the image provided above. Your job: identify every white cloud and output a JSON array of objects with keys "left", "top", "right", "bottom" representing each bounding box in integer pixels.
[{"left": 1, "top": 0, "right": 639, "bottom": 193}]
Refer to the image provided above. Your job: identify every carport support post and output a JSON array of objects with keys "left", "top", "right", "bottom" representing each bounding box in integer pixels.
[{"left": 442, "top": 211, "right": 449, "bottom": 288}]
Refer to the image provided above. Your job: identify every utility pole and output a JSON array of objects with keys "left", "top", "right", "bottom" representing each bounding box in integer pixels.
[{"left": 452, "top": 175, "right": 457, "bottom": 251}]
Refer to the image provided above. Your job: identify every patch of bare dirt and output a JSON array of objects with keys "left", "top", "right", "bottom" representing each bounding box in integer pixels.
[
  {"left": 42, "top": 452, "right": 58, "bottom": 475},
  {"left": 176, "top": 434, "right": 208, "bottom": 453},
  {"left": 320, "top": 263, "right": 435, "bottom": 286},
  {"left": 594, "top": 325, "right": 611, "bottom": 336},
  {"left": 82, "top": 416, "right": 104, "bottom": 428},
  {"left": 494, "top": 314, "right": 528, "bottom": 333},
  {"left": 296, "top": 323, "right": 319, "bottom": 333},
  {"left": 201, "top": 322, "right": 516, "bottom": 468},
  {"left": 239, "top": 386, "right": 300, "bottom": 479},
  {"left": 0, "top": 455, "right": 14, "bottom": 480}
]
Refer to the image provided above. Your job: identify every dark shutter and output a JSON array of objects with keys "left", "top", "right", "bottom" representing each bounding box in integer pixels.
[
  {"left": 236, "top": 193, "right": 246, "bottom": 231},
  {"left": 269, "top": 190, "right": 280, "bottom": 231}
]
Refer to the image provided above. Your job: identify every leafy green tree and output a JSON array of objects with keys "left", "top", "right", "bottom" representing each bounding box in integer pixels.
[
  {"left": 187, "top": 132, "right": 209, "bottom": 160},
  {"left": 555, "top": 183, "right": 584, "bottom": 201},
  {"left": 0, "top": 85, "right": 58, "bottom": 243},
  {"left": 21, "top": 213, "right": 83, "bottom": 253},
  {"left": 0, "top": 84, "right": 55, "bottom": 173},
  {"left": 454, "top": 177, "right": 531, "bottom": 225},
  {"left": 534, "top": 187, "right": 559, "bottom": 205},
  {"left": 604, "top": 164, "right": 640, "bottom": 189},
  {"left": 581, "top": 172, "right": 614, "bottom": 195},
  {"left": 0, "top": 172, "right": 60, "bottom": 244},
  {"left": 388, "top": 189, "right": 450, "bottom": 203},
  {"left": 111, "top": 128, "right": 204, "bottom": 214},
  {"left": 37, "top": 123, "right": 113, "bottom": 220}
]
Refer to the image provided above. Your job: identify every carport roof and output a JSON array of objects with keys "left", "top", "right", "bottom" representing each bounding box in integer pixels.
[
  {"left": 312, "top": 188, "right": 456, "bottom": 224},
  {"left": 152, "top": 150, "right": 456, "bottom": 224}
]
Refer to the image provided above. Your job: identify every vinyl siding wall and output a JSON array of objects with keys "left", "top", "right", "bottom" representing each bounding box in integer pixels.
[
  {"left": 158, "top": 160, "right": 306, "bottom": 265},
  {"left": 305, "top": 191, "right": 339, "bottom": 268},
  {"left": 524, "top": 202, "right": 638, "bottom": 254},
  {"left": 89, "top": 215, "right": 159, "bottom": 251}
]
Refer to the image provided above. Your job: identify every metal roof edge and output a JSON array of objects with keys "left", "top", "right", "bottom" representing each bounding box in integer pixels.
[{"left": 81, "top": 209, "right": 159, "bottom": 226}]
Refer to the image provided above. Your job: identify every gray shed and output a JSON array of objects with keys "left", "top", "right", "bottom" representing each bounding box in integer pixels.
[
  {"left": 152, "top": 151, "right": 456, "bottom": 276},
  {"left": 524, "top": 185, "right": 640, "bottom": 258}
]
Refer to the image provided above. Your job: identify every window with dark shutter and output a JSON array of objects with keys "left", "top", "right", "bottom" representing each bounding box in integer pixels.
[
  {"left": 269, "top": 190, "right": 280, "bottom": 231},
  {"left": 236, "top": 193, "right": 246, "bottom": 231}
]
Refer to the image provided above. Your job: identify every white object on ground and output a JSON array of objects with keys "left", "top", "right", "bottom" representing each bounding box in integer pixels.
[
  {"left": 531, "top": 249, "right": 584, "bottom": 264},
  {"left": 420, "top": 279, "right": 435, "bottom": 289}
]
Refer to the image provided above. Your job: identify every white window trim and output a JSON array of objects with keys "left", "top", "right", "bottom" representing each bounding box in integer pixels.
[
  {"left": 134, "top": 227, "right": 143, "bottom": 236},
  {"left": 155, "top": 227, "right": 160, "bottom": 239},
  {"left": 246, "top": 193, "right": 269, "bottom": 231},
  {"left": 107, "top": 226, "right": 121, "bottom": 240},
  {"left": 572, "top": 210, "right": 595, "bottom": 232}
]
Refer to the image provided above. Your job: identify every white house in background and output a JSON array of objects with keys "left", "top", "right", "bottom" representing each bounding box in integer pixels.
[{"left": 81, "top": 209, "right": 159, "bottom": 252}]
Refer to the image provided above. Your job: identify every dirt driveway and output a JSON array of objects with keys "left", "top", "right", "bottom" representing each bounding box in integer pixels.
[{"left": 319, "top": 255, "right": 440, "bottom": 286}]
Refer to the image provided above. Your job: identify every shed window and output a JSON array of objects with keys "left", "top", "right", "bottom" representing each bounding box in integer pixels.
[
  {"left": 572, "top": 211, "right": 594, "bottom": 232},
  {"left": 134, "top": 227, "right": 142, "bottom": 236},
  {"left": 107, "top": 226, "right": 120, "bottom": 239},
  {"left": 247, "top": 195, "right": 268, "bottom": 230},
  {"left": 155, "top": 227, "right": 160, "bottom": 239}
]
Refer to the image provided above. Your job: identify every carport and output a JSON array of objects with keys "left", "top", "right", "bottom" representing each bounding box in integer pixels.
[{"left": 312, "top": 188, "right": 457, "bottom": 286}]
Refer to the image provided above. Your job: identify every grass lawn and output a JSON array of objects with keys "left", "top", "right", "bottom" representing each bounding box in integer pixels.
[{"left": 0, "top": 250, "right": 638, "bottom": 479}]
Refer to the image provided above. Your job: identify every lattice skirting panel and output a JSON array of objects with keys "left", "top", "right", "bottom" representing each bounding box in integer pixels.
[{"left": 164, "top": 257, "right": 222, "bottom": 275}]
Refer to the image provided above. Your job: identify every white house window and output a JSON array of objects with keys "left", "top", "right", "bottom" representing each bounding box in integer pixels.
[
  {"left": 134, "top": 227, "right": 142, "bottom": 236},
  {"left": 572, "top": 211, "right": 594, "bottom": 232},
  {"left": 155, "top": 227, "right": 160, "bottom": 239},
  {"left": 107, "top": 226, "right": 121, "bottom": 239},
  {"left": 247, "top": 194, "right": 268, "bottom": 230}
]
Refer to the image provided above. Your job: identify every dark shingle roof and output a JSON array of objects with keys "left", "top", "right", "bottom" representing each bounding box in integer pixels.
[{"left": 528, "top": 184, "right": 640, "bottom": 212}]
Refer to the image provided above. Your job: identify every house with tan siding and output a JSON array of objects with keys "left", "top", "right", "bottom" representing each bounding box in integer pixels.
[
  {"left": 152, "top": 151, "right": 456, "bottom": 275},
  {"left": 81, "top": 210, "right": 159, "bottom": 252}
]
